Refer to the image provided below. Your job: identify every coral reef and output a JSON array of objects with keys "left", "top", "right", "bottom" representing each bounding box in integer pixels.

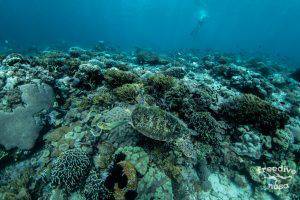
[
  {"left": 0, "top": 46, "right": 299, "bottom": 200},
  {"left": 188, "top": 111, "right": 221, "bottom": 144},
  {"left": 75, "top": 63, "right": 104, "bottom": 89},
  {"left": 163, "top": 67, "right": 187, "bottom": 79},
  {"left": 2, "top": 53, "right": 25, "bottom": 66}
]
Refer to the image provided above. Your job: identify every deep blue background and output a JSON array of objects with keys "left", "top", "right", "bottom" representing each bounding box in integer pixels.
[{"left": 0, "top": 0, "right": 299, "bottom": 66}]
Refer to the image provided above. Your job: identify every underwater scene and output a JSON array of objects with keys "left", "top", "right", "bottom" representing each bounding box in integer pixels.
[{"left": 0, "top": 0, "right": 300, "bottom": 200}]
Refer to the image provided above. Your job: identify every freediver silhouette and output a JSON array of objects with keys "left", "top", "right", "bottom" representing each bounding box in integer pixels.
[
  {"left": 191, "top": 8, "right": 208, "bottom": 38},
  {"left": 190, "top": 0, "right": 208, "bottom": 38}
]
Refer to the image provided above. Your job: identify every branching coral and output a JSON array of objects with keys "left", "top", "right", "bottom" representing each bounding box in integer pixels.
[
  {"left": 104, "top": 68, "right": 138, "bottom": 88},
  {"left": 2, "top": 53, "right": 24, "bottom": 66},
  {"left": 75, "top": 63, "right": 104, "bottom": 89},
  {"left": 163, "top": 67, "right": 187, "bottom": 79},
  {"left": 164, "top": 82, "right": 190, "bottom": 111},
  {"left": 51, "top": 149, "right": 91, "bottom": 192},
  {"left": 83, "top": 170, "right": 110, "bottom": 200},
  {"left": 114, "top": 83, "right": 142, "bottom": 103},
  {"left": 188, "top": 112, "right": 221, "bottom": 145},
  {"left": 146, "top": 74, "right": 175, "bottom": 95}
]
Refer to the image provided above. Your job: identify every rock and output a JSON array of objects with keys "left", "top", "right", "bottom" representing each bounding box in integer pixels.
[
  {"left": 290, "top": 68, "right": 300, "bottom": 82},
  {"left": 2, "top": 53, "right": 24, "bottom": 66}
]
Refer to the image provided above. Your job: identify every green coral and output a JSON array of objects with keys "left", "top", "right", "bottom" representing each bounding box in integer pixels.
[
  {"left": 104, "top": 68, "right": 138, "bottom": 88},
  {"left": 191, "top": 85, "right": 218, "bottom": 110},
  {"left": 65, "top": 58, "right": 81, "bottom": 74},
  {"left": 164, "top": 83, "right": 190, "bottom": 112},
  {"left": 221, "top": 94, "right": 288, "bottom": 134},
  {"left": 114, "top": 83, "right": 142, "bottom": 103},
  {"left": 92, "top": 91, "right": 115, "bottom": 107},
  {"left": 188, "top": 112, "right": 221, "bottom": 144},
  {"left": 146, "top": 74, "right": 175, "bottom": 95},
  {"left": 136, "top": 49, "right": 168, "bottom": 65},
  {"left": 114, "top": 146, "right": 150, "bottom": 175},
  {"left": 137, "top": 166, "right": 174, "bottom": 200}
]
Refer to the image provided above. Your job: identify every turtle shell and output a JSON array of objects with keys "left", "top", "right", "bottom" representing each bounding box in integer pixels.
[{"left": 131, "top": 105, "right": 188, "bottom": 142}]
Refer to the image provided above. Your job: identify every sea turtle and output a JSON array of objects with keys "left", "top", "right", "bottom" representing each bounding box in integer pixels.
[{"left": 99, "top": 105, "right": 198, "bottom": 160}]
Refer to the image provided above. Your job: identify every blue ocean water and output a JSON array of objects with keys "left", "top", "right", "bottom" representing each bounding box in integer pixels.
[{"left": 0, "top": 0, "right": 300, "bottom": 66}]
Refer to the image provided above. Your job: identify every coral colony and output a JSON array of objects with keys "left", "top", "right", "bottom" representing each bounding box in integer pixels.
[{"left": 0, "top": 46, "right": 299, "bottom": 200}]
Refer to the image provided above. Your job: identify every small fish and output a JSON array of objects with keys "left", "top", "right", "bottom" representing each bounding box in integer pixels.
[{"left": 4, "top": 40, "right": 9, "bottom": 44}]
